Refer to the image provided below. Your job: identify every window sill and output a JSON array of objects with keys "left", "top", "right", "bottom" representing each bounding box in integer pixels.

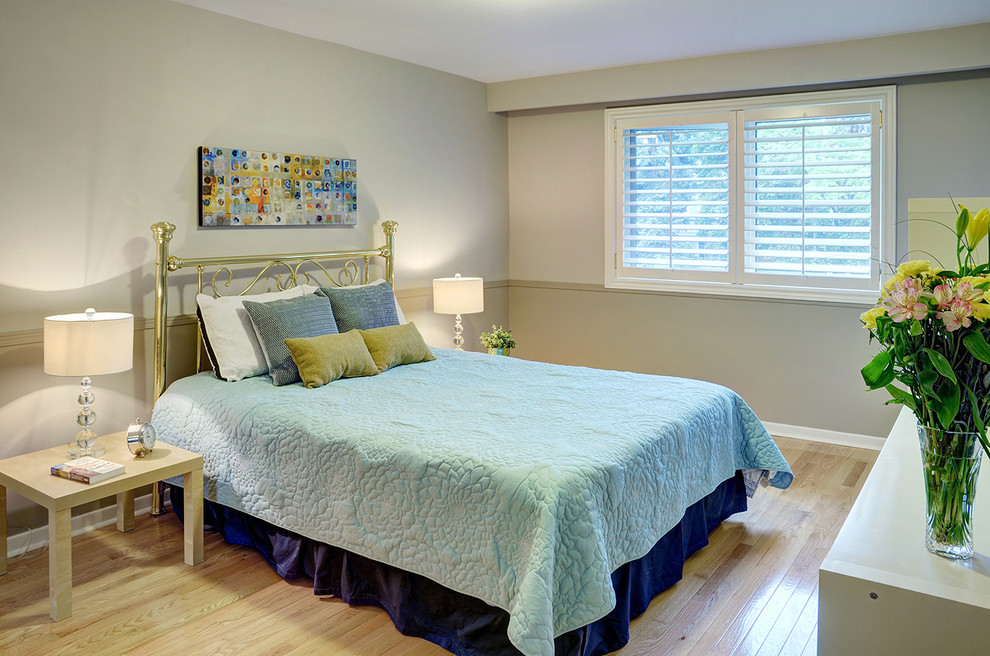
[{"left": 604, "top": 276, "right": 880, "bottom": 307}]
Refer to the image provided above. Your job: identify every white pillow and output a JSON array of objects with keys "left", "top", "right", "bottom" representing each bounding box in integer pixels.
[{"left": 197, "top": 285, "right": 317, "bottom": 381}]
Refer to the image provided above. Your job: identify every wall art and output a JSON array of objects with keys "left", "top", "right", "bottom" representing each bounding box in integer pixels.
[{"left": 199, "top": 146, "right": 357, "bottom": 227}]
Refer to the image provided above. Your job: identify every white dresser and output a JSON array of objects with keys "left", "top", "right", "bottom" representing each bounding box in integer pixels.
[{"left": 819, "top": 407, "right": 990, "bottom": 654}]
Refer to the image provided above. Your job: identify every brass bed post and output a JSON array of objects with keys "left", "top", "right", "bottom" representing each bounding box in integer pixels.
[
  {"left": 382, "top": 220, "right": 397, "bottom": 287},
  {"left": 150, "top": 221, "right": 175, "bottom": 516}
]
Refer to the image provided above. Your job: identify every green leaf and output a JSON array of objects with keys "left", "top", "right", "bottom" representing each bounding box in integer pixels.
[
  {"left": 884, "top": 384, "right": 916, "bottom": 412},
  {"left": 874, "top": 315, "right": 892, "bottom": 341},
  {"left": 862, "top": 351, "right": 894, "bottom": 389},
  {"left": 962, "top": 331, "right": 990, "bottom": 364},
  {"left": 918, "top": 368, "right": 940, "bottom": 398},
  {"left": 964, "top": 385, "right": 986, "bottom": 437},
  {"left": 923, "top": 348, "right": 957, "bottom": 384},
  {"left": 936, "top": 380, "right": 960, "bottom": 428},
  {"left": 909, "top": 319, "right": 924, "bottom": 337},
  {"left": 961, "top": 384, "right": 990, "bottom": 457},
  {"left": 893, "top": 329, "right": 909, "bottom": 359}
]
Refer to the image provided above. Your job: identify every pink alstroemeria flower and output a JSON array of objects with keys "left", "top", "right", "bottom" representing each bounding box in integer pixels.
[
  {"left": 882, "top": 278, "right": 928, "bottom": 323},
  {"left": 938, "top": 298, "right": 975, "bottom": 331},
  {"left": 956, "top": 282, "right": 983, "bottom": 303},
  {"left": 932, "top": 283, "right": 955, "bottom": 309}
]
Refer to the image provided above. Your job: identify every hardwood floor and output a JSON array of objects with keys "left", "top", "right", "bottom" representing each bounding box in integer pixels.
[{"left": 0, "top": 437, "right": 876, "bottom": 656}]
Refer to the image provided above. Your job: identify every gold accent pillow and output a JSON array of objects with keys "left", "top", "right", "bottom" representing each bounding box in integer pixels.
[
  {"left": 284, "top": 330, "right": 379, "bottom": 388},
  {"left": 359, "top": 322, "right": 436, "bottom": 373}
]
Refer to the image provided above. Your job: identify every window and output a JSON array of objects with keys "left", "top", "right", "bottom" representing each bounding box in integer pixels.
[{"left": 605, "top": 87, "right": 895, "bottom": 303}]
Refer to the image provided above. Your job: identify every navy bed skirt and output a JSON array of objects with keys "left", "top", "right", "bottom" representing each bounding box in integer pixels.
[{"left": 171, "top": 471, "right": 746, "bottom": 655}]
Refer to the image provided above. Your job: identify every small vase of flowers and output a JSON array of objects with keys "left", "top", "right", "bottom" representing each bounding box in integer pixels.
[
  {"left": 861, "top": 202, "right": 990, "bottom": 558},
  {"left": 480, "top": 325, "right": 516, "bottom": 356}
]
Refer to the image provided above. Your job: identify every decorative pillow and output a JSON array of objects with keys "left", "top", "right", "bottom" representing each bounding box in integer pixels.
[
  {"left": 317, "top": 280, "right": 400, "bottom": 333},
  {"left": 196, "top": 286, "right": 316, "bottom": 381},
  {"left": 243, "top": 293, "right": 338, "bottom": 386},
  {"left": 359, "top": 322, "right": 436, "bottom": 373},
  {"left": 349, "top": 278, "right": 407, "bottom": 324},
  {"left": 284, "top": 331, "right": 379, "bottom": 388}
]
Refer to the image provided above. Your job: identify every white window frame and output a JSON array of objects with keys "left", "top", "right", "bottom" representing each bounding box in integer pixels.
[{"left": 605, "top": 87, "right": 896, "bottom": 304}]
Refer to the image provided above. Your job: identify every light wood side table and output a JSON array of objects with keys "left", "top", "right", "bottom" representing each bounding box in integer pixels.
[{"left": 0, "top": 434, "right": 204, "bottom": 621}]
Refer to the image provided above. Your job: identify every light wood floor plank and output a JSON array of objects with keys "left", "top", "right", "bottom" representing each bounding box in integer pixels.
[
  {"left": 711, "top": 442, "right": 871, "bottom": 656},
  {"left": 775, "top": 583, "right": 820, "bottom": 656},
  {"left": 0, "top": 437, "right": 876, "bottom": 656},
  {"left": 734, "top": 449, "right": 868, "bottom": 655},
  {"left": 688, "top": 468, "right": 838, "bottom": 651}
]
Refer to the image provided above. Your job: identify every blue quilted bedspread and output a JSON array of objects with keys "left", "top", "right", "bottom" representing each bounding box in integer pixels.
[{"left": 152, "top": 349, "right": 792, "bottom": 656}]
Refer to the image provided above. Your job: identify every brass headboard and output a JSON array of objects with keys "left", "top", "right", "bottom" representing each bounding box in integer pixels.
[
  {"left": 150, "top": 220, "right": 396, "bottom": 402},
  {"left": 148, "top": 220, "right": 396, "bottom": 513}
]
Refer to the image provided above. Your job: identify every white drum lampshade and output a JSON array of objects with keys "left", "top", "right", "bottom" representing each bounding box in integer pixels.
[
  {"left": 44, "top": 308, "right": 134, "bottom": 458},
  {"left": 433, "top": 274, "right": 484, "bottom": 350}
]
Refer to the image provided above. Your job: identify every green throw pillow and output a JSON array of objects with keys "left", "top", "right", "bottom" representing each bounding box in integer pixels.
[
  {"left": 284, "top": 330, "right": 379, "bottom": 388},
  {"left": 359, "top": 322, "right": 435, "bottom": 373}
]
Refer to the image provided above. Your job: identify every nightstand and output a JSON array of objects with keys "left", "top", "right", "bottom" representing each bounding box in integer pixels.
[{"left": 0, "top": 434, "right": 204, "bottom": 621}]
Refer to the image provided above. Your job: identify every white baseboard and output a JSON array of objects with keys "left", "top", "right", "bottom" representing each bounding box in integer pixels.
[
  {"left": 5, "top": 492, "right": 158, "bottom": 561},
  {"left": 763, "top": 421, "right": 885, "bottom": 451}
]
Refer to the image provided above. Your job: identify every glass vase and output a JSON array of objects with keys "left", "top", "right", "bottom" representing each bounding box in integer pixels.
[{"left": 917, "top": 425, "right": 983, "bottom": 559}]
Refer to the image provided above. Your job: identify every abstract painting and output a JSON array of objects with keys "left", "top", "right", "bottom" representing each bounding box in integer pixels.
[{"left": 199, "top": 146, "right": 357, "bottom": 227}]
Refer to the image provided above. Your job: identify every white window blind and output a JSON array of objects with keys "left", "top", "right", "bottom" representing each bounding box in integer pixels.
[
  {"left": 741, "top": 103, "right": 878, "bottom": 287},
  {"left": 606, "top": 88, "right": 893, "bottom": 303},
  {"left": 622, "top": 122, "right": 731, "bottom": 276}
]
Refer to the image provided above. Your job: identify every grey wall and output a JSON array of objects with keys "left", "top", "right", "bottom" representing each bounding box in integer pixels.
[
  {"left": 896, "top": 72, "right": 990, "bottom": 234},
  {"left": 488, "top": 23, "right": 990, "bottom": 112},
  {"left": 0, "top": 0, "right": 509, "bottom": 524},
  {"left": 506, "top": 72, "right": 990, "bottom": 440}
]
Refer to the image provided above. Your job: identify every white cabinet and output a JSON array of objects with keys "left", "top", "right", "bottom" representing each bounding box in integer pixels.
[{"left": 819, "top": 408, "right": 990, "bottom": 654}]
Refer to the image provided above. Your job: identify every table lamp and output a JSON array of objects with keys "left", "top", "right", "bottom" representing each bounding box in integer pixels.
[
  {"left": 44, "top": 308, "right": 134, "bottom": 458},
  {"left": 433, "top": 274, "right": 484, "bottom": 350}
]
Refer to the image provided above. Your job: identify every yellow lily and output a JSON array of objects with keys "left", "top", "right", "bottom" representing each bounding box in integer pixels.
[{"left": 964, "top": 206, "right": 990, "bottom": 251}]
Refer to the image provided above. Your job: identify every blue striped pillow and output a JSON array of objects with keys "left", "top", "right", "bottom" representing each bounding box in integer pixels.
[
  {"left": 317, "top": 281, "right": 400, "bottom": 333},
  {"left": 243, "top": 293, "right": 338, "bottom": 385}
]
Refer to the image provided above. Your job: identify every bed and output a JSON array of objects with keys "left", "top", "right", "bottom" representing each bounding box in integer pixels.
[{"left": 147, "top": 220, "right": 792, "bottom": 656}]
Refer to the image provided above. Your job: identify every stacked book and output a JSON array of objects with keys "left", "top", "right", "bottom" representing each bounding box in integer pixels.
[{"left": 51, "top": 457, "right": 125, "bottom": 484}]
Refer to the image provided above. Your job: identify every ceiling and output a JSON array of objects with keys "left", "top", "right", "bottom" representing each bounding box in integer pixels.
[{"left": 172, "top": 0, "right": 990, "bottom": 83}]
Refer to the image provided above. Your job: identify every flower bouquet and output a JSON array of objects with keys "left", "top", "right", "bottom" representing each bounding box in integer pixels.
[{"left": 861, "top": 203, "right": 990, "bottom": 558}]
